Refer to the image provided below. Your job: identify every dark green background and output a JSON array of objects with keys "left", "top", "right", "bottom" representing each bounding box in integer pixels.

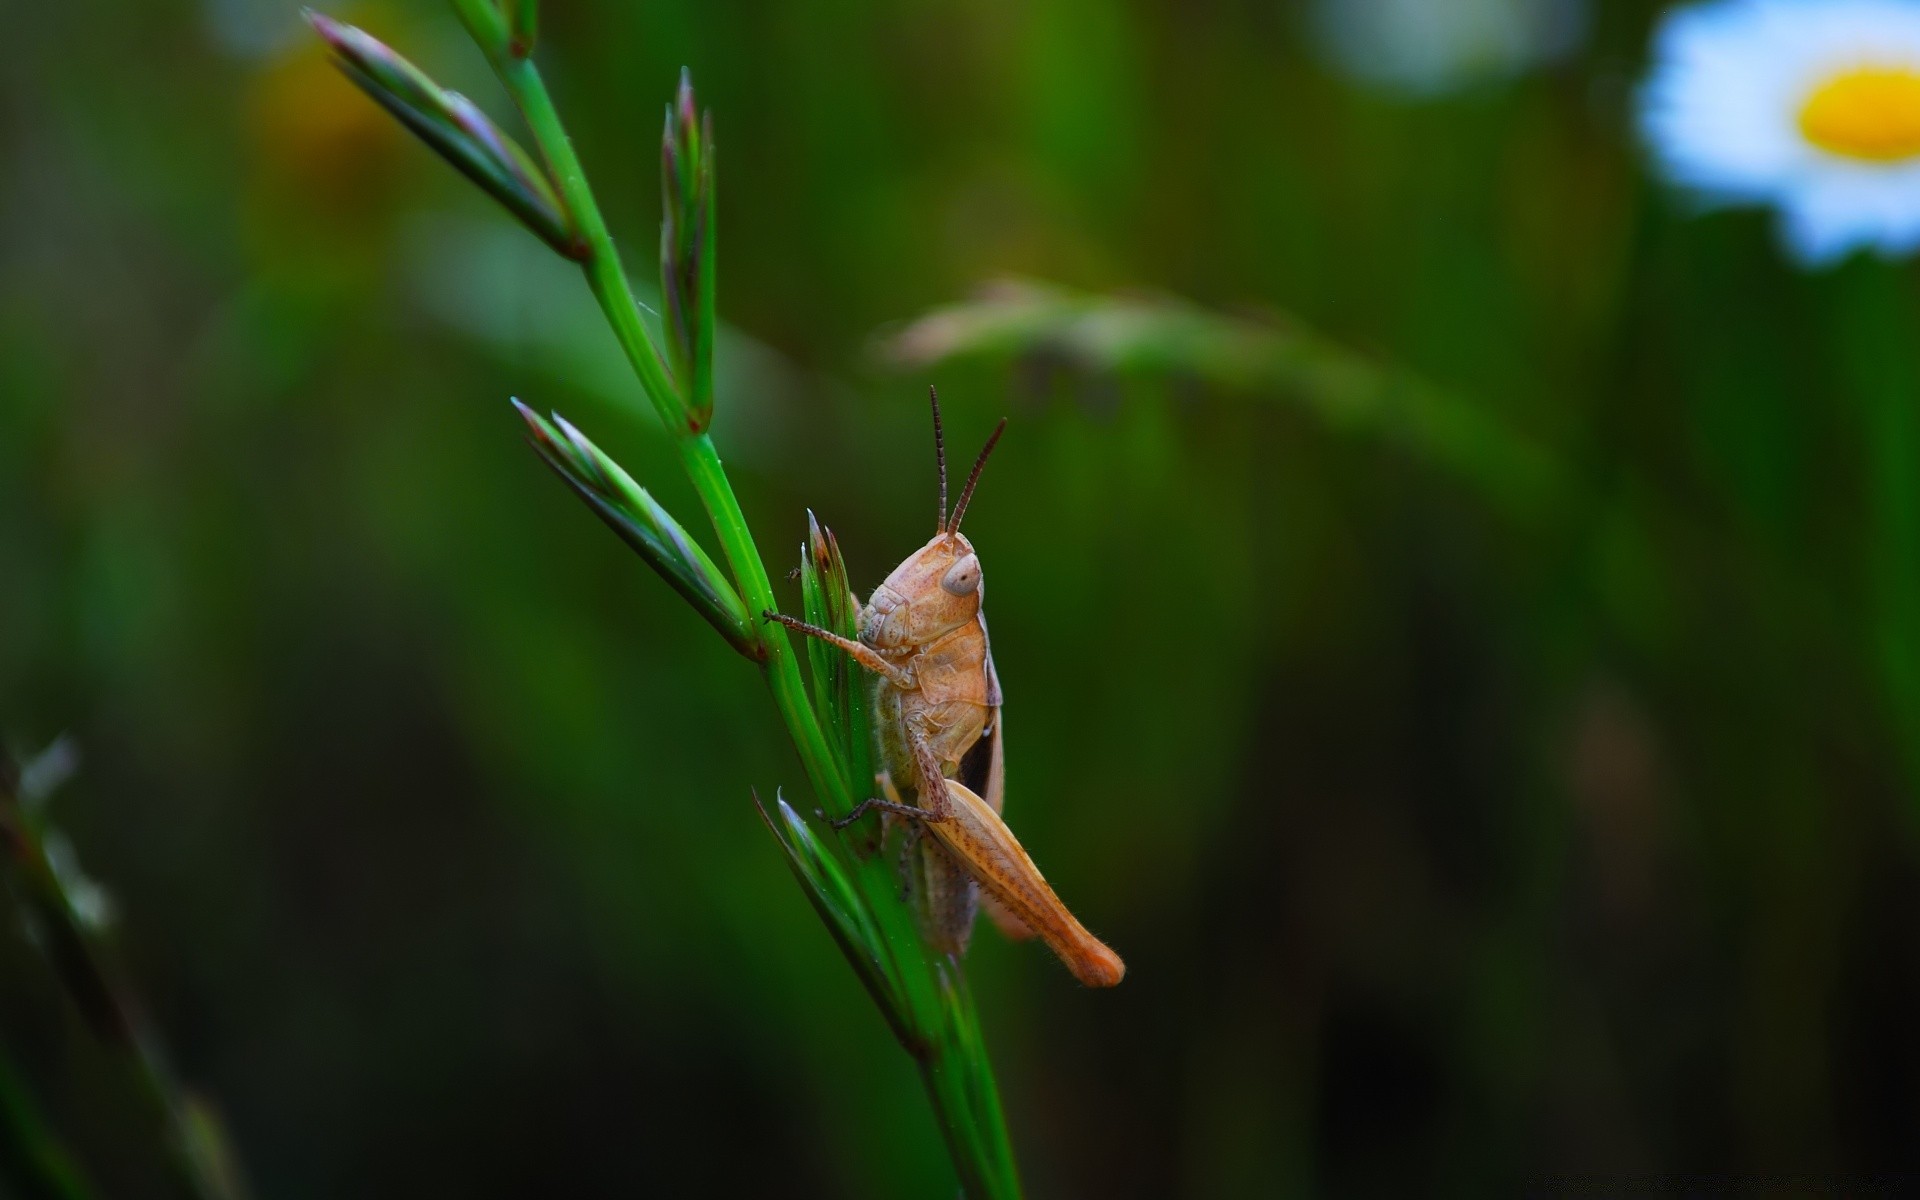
[{"left": 6, "top": 0, "right": 1919, "bottom": 1193}]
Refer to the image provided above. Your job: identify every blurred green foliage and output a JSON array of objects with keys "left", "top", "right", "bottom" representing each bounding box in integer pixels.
[{"left": 5, "top": 0, "right": 1920, "bottom": 1194}]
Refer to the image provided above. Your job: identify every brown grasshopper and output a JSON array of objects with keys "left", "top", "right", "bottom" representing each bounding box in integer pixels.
[{"left": 768, "top": 391, "right": 1125, "bottom": 988}]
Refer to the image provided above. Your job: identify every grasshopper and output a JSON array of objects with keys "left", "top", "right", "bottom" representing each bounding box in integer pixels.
[{"left": 769, "top": 391, "right": 1125, "bottom": 988}]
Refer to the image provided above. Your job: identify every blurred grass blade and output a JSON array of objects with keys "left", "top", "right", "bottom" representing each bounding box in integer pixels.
[
  {"left": 0, "top": 747, "right": 248, "bottom": 1200},
  {"left": 513, "top": 400, "right": 757, "bottom": 658},
  {"left": 661, "top": 70, "right": 717, "bottom": 431},
  {"left": 0, "top": 1042, "right": 93, "bottom": 1200},
  {"left": 180, "top": 1097, "right": 251, "bottom": 1200},
  {"left": 15, "top": 736, "right": 77, "bottom": 814},
  {"left": 306, "top": 11, "right": 579, "bottom": 260},
  {"left": 879, "top": 278, "right": 1570, "bottom": 518}
]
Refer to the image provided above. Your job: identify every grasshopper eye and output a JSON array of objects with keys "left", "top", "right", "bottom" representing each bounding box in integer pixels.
[{"left": 940, "top": 553, "right": 981, "bottom": 596}]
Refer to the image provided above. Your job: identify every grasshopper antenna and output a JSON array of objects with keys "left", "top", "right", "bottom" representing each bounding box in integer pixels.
[
  {"left": 930, "top": 386, "right": 949, "bottom": 533},
  {"left": 947, "top": 417, "right": 1007, "bottom": 535}
]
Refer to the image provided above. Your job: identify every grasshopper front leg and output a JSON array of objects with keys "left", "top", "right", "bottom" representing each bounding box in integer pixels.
[
  {"left": 763, "top": 611, "right": 915, "bottom": 690},
  {"left": 764, "top": 608, "right": 941, "bottom": 830}
]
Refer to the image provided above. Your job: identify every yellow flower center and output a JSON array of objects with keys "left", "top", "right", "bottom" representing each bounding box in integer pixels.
[{"left": 1799, "top": 66, "right": 1920, "bottom": 162}]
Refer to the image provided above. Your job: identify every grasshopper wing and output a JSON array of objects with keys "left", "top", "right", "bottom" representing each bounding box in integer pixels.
[
  {"left": 978, "top": 611, "right": 1003, "bottom": 708},
  {"left": 958, "top": 621, "right": 1032, "bottom": 942}
]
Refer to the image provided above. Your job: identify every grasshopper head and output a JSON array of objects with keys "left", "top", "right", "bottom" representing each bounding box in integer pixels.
[
  {"left": 861, "top": 390, "right": 1004, "bottom": 652},
  {"left": 863, "top": 531, "right": 983, "bottom": 649}
]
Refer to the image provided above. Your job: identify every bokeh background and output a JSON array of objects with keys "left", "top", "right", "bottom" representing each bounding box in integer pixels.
[{"left": 6, "top": 0, "right": 1920, "bottom": 1194}]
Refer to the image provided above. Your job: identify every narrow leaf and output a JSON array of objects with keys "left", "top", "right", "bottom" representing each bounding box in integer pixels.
[
  {"left": 514, "top": 400, "right": 757, "bottom": 657},
  {"left": 796, "top": 518, "right": 841, "bottom": 777},
  {"left": 806, "top": 517, "right": 873, "bottom": 799},
  {"left": 306, "top": 12, "right": 579, "bottom": 260},
  {"left": 753, "top": 793, "right": 918, "bottom": 1051},
  {"left": 660, "top": 70, "right": 717, "bottom": 431}
]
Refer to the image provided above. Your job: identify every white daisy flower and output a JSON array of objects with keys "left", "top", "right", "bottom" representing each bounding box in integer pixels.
[{"left": 1641, "top": 0, "right": 1920, "bottom": 265}]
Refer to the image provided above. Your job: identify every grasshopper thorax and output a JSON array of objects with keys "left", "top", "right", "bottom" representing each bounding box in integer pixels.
[{"left": 862, "top": 531, "right": 982, "bottom": 652}]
